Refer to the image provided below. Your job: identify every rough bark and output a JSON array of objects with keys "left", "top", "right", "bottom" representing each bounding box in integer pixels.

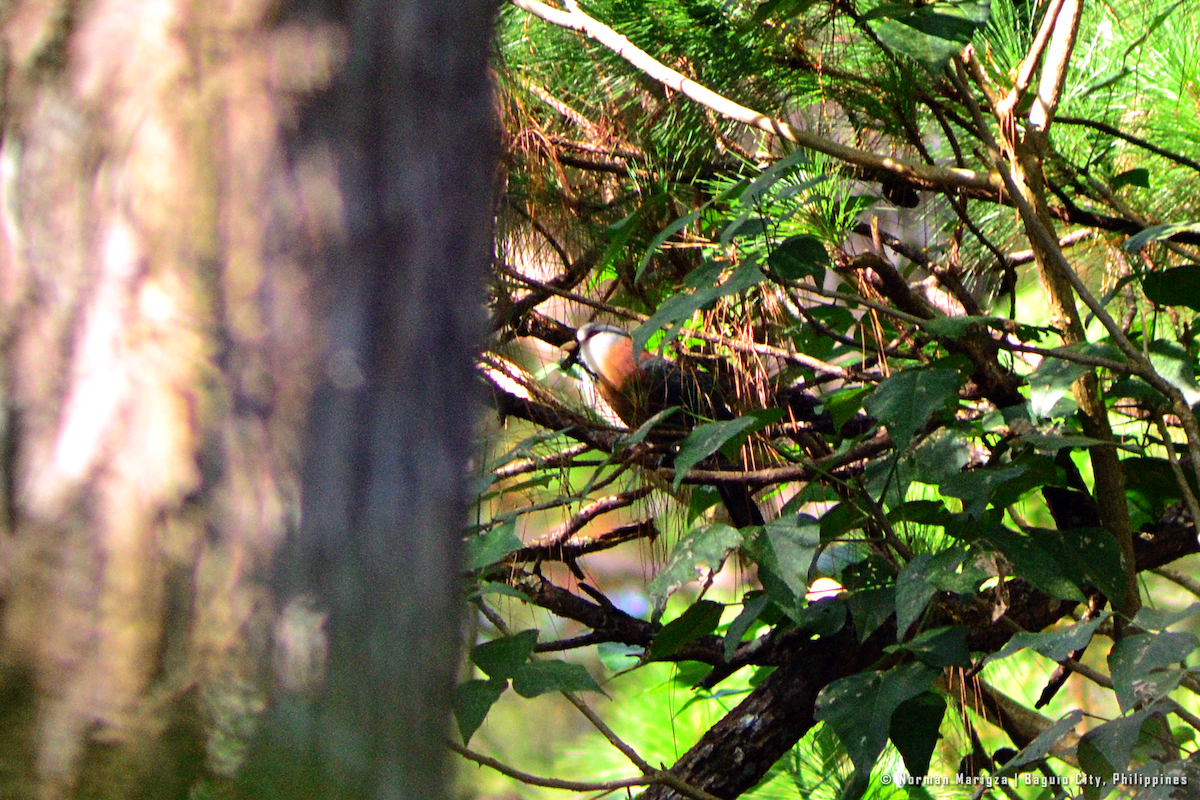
[{"left": 0, "top": 1, "right": 496, "bottom": 797}]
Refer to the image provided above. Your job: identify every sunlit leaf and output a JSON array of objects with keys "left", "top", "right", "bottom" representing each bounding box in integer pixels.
[
  {"left": 648, "top": 524, "right": 743, "bottom": 607},
  {"left": 464, "top": 521, "right": 523, "bottom": 571}
]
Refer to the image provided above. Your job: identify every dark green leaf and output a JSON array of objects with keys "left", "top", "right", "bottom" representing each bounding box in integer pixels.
[
  {"left": 472, "top": 630, "right": 539, "bottom": 678},
  {"left": 993, "top": 711, "right": 1083, "bottom": 778},
  {"left": 940, "top": 464, "right": 1027, "bottom": 519},
  {"left": 869, "top": 0, "right": 991, "bottom": 72},
  {"left": 1134, "top": 603, "right": 1200, "bottom": 632},
  {"left": 890, "top": 692, "right": 946, "bottom": 777},
  {"left": 742, "top": 521, "right": 820, "bottom": 619},
  {"left": 649, "top": 599, "right": 725, "bottom": 659},
  {"left": 864, "top": 368, "right": 962, "bottom": 449},
  {"left": 1145, "top": 266, "right": 1200, "bottom": 312},
  {"left": 895, "top": 550, "right": 965, "bottom": 636},
  {"left": 768, "top": 235, "right": 829, "bottom": 280},
  {"left": 454, "top": 677, "right": 508, "bottom": 744},
  {"left": 910, "top": 429, "right": 969, "bottom": 484},
  {"left": 512, "top": 660, "right": 601, "bottom": 698},
  {"left": 1112, "top": 168, "right": 1150, "bottom": 190},
  {"left": 847, "top": 586, "right": 896, "bottom": 642},
  {"left": 673, "top": 417, "right": 763, "bottom": 490},
  {"left": 819, "top": 501, "right": 868, "bottom": 542},
  {"left": 892, "top": 625, "right": 971, "bottom": 667},
  {"left": 987, "top": 613, "right": 1108, "bottom": 664},
  {"left": 1046, "top": 526, "right": 1127, "bottom": 604},
  {"left": 790, "top": 596, "right": 848, "bottom": 636},
  {"left": 724, "top": 593, "right": 772, "bottom": 661},
  {"left": 648, "top": 524, "right": 743, "bottom": 607},
  {"left": 814, "top": 662, "right": 939, "bottom": 776},
  {"left": 721, "top": 215, "right": 770, "bottom": 241},
  {"left": 464, "top": 521, "right": 523, "bottom": 571},
  {"left": 978, "top": 526, "right": 1084, "bottom": 600},
  {"left": 1077, "top": 709, "right": 1155, "bottom": 797},
  {"left": 1109, "top": 632, "right": 1199, "bottom": 712}
]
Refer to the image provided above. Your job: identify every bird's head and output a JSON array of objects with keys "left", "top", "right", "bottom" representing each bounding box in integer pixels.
[{"left": 571, "top": 323, "right": 637, "bottom": 385}]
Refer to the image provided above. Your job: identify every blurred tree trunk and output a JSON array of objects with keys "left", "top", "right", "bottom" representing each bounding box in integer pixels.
[{"left": 0, "top": 2, "right": 495, "bottom": 798}]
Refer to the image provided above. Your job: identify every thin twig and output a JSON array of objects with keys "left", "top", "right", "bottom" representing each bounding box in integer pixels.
[{"left": 509, "top": 0, "right": 998, "bottom": 194}]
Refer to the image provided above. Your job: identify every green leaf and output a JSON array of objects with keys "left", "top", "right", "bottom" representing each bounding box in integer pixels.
[
  {"left": 648, "top": 524, "right": 743, "bottom": 607},
  {"left": 892, "top": 625, "right": 971, "bottom": 667},
  {"left": 1126, "top": 222, "right": 1200, "bottom": 252},
  {"left": 791, "top": 596, "right": 848, "bottom": 636},
  {"left": 825, "top": 385, "right": 872, "bottom": 432},
  {"left": 1026, "top": 352, "right": 1090, "bottom": 419},
  {"left": 910, "top": 429, "right": 969, "bottom": 484},
  {"left": 986, "top": 613, "right": 1109, "bottom": 664},
  {"left": 814, "top": 662, "right": 939, "bottom": 776},
  {"left": 1109, "top": 632, "right": 1199, "bottom": 712},
  {"left": 863, "top": 368, "right": 962, "bottom": 449},
  {"left": 889, "top": 692, "right": 946, "bottom": 777},
  {"left": 512, "top": 660, "right": 601, "bottom": 698},
  {"left": 637, "top": 209, "right": 702, "bottom": 281},
  {"left": 1134, "top": 603, "right": 1200, "bottom": 632},
  {"left": 742, "top": 520, "right": 820, "bottom": 619},
  {"left": 978, "top": 526, "right": 1084, "bottom": 600},
  {"left": 1077, "top": 709, "right": 1155, "bottom": 797},
  {"left": 868, "top": 0, "right": 991, "bottom": 72},
  {"left": 847, "top": 587, "right": 896, "bottom": 642},
  {"left": 940, "top": 464, "right": 1027, "bottom": 519},
  {"left": 598, "top": 643, "right": 643, "bottom": 673},
  {"left": 721, "top": 215, "right": 770, "bottom": 242},
  {"left": 819, "top": 501, "right": 869, "bottom": 542},
  {"left": 454, "top": 677, "right": 508, "bottom": 744},
  {"left": 768, "top": 235, "right": 829, "bottom": 280},
  {"left": 1043, "top": 526, "right": 1127, "bottom": 604},
  {"left": 724, "top": 593, "right": 772, "bottom": 661},
  {"left": 633, "top": 262, "right": 766, "bottom": 353},
  {"left": 1145, "top": 266, "right": 1200, "bottom": 312},
  {"left": 464, "top": 521, "right": 523, "bottom": 571},
  {"left": 1147, "top": 339, "right": 1200, "bottom": 405},
  {"left": 1112, "top": 168, "right": 1150, "bottom": 190},
  {"left": 895, "top": 550, "right": 965, "bottom": 636},
  {"left": 471, "top": 630, "right": 539, "bottom": 678},
  {"left": 649, "top": 599, "right": 725, "bottom": 659},
  {"left": 993, "top": 711, "right": 1083, "bottom": 778},
  {"left": 673, "top": 416, "right": 763, "bottom": 490}
]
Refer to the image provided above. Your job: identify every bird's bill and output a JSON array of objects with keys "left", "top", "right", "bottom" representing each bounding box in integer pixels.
[{"left": 559, "top": 339, "right": 581, "bottom": 371}]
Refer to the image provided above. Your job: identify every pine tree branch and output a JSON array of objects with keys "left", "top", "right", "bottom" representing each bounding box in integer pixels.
[{"left": 509, "top": 0, "right": 999, "bottom": 194}]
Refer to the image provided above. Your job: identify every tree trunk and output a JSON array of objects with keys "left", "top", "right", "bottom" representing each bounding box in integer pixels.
[{"left": 0, "top": 2, "right": 496, "bottom": 797}]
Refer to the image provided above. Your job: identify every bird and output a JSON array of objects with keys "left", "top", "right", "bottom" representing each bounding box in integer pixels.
[{"left": 561, "top": 322, "right": 764, "bottom": 528}]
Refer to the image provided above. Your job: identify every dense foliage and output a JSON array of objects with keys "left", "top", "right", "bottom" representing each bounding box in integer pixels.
[{"left": 465, "top": 0, "right": 1200, "bottom": 797}]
